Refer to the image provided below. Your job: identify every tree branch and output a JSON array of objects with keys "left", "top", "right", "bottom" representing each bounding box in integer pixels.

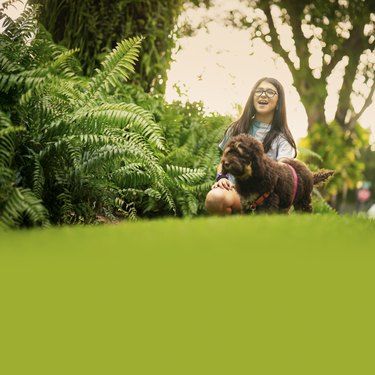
[
  {"left": 348, "top": 79, "right": 375, "bottom": 130},
  {"left": 281, "top": 0, "right": 310, "bottom": 74},
  {"left": 257, "top": 0, "right": 297, "bottom": 77},
  {"left": 321, "top": 42, "right": 347, "bottom": 81},
  {"left": 334, "top": 22, "right": 369, "bottom": 128}
]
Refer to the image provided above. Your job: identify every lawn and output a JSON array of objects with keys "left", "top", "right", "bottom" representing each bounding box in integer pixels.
[{"left": 1, "top": 214, "right": 374, "bottom": 374}]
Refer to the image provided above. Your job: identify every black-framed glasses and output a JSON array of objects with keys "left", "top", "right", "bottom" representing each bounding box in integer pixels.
[{"left": 254, "top": 88, "right": 278, "bottom": 98}]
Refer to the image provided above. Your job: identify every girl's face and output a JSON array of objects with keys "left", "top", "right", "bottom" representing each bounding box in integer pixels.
[{"left": 253, "top": 81, "right": 279, "bottom": 116}]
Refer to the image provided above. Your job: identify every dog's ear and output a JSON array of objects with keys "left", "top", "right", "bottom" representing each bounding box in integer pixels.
[
  {"left": 252, "top": 149, "right": 266, "bottom": 176},
  {"left": 234, "top": 141, "right": 241, "bottom": 150},
  {"left": 234, "top": 141, "right": 247, "bottom": 156}
]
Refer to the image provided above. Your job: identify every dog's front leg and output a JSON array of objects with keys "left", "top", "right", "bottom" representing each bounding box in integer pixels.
[
  {"left": 239, "top": 196, "right": 255, "bottom": 214},
  {"left": 259, "top": 194, "right": 281, "bottom": 214}
]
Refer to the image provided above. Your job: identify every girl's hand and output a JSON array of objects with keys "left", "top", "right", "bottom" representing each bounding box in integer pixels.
[{"left": 211, "top": 178, "right": 234, "bottom": 191}]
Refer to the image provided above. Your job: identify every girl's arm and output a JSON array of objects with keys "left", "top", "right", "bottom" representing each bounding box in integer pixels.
[
  {"left": 276, "top": 135, "right": 297, "bottom": 161},
  {"left": 211, "top": 164, "right": 233, "bottom": 191}
]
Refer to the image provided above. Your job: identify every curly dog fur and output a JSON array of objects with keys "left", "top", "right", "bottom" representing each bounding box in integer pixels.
[{"left": 221, "top": 134, "right": 334, "bottom": 213}]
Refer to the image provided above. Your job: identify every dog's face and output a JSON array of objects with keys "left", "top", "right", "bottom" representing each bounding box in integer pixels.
[{"left": 221, "top": 134, "right": 265, "bottom": 179}]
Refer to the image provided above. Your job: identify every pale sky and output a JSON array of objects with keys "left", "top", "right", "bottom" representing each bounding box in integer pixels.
[{"left": 165, "top": 0, "right": 375, "bottom": 144}]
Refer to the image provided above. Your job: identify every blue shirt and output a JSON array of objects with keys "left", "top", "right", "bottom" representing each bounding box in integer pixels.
[{"left": 219, "top": 120, "right": 295, "bottom": 160}]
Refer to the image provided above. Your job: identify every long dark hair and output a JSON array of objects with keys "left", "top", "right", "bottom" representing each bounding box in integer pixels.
[{"left": 226, "top": 77, "right": 297, "bottom": 157}]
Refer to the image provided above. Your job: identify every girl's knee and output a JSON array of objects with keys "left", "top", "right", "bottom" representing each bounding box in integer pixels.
[
  {"left": 205, "top": 189, "right": 226, "bottom": 214},
  {"left": 205, "top": 188, "right": 238, "bottom": 215}
]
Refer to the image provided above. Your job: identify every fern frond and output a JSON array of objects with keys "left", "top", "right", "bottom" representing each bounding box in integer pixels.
[
  {"left": 56, "top": 191, "right": 75, "bottom": 224},
  {"left": 1, "top": 4, "right": 39, "bottom": 43},
  {"left": 0, "top": 165, "right": 15, "bottom": 183},
  {"left": 77, "top": 143, "right": 155, "bottom": 174},
  {"left": 0, "top": 67, "right": 49, "bottom": 93},
  {"left": 32, "top": 155, "right": 45, "bottom": 199},
  {"left": 165, "top": 164, "right": 206, "bottom": 184},
  {"left": 176, "top": 192, "right": 199, "bottom": 217},
  {"left": 312, "top": 189, "right": 337, "bottom": 214},
  {"left": 0, "top": 136, "right": 14, "bottom": 168},
  {"left": 87, "top": 36, "right": 144, "bottom": 96},
  {"left": 49, "top": 77, "right": 85, "bottom": 103},
  {"left": 298, "top": 147, "right": 323, "bottom": 162},
  {"left": 37, "top": 119, "right": 70, "bottom": 141},
  {"left": 40, "top": 138, "right": 80, "bottom": 167},
  {"left": 72, "top": 102, "right": 165, "bottom": 150},
  {"left": 0, "top": 110, "right": 14, "bottom": 128},
  {"left": 144, "top": 188, "right": 162, "bottom": 200},
  {"left": 114, "top": 197, "right": 138, "bottom": 221},
  {"left": 0, "top": 112, "right": 25, "bottom": 168},
  {"left": 0, "top": 53, "right": 21, "bottom": 74},
  {"left": 0, "top": 187, "right": 50, "bottom": 228},
  {"left": 186, "top": 181, "right": 213, "bottom": 194},
  {"left": 69, "top": 132, "right": 159, "bottom": 168},
  {"left": 155, "top": 179, "right": 176, "bottom": 214},
  {"left": 30, "top": 77, "right": 85, "bottom": 123},
  {"left": 50, "top": 48, "right": 81, "bottom": 78},
  {"left": 112, "top": 163, "right": 152, "bottom": 187},
  {"left": 21, "top": 188, "right": 50, "bottom": 227}
]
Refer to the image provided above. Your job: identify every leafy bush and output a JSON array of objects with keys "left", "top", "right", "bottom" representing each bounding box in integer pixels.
[
  {"left": 0, "top": 111, "right": 50, "bottom": 228},
  {"left": 299, "top": 120, "right": 369, "bottom": 196},
  {"left": 113, "top": 84, "right": 232, "bottom": 216},
  {"left": 0, "top": 4, "right": 230, "bottom": 227},
  {"left": 297, "top": 146, "right": 336, "bottom": 214}
]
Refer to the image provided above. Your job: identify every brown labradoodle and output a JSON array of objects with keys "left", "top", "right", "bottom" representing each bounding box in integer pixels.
[{"left": 221, "top": 134, "right": 335, "bottom": 213}]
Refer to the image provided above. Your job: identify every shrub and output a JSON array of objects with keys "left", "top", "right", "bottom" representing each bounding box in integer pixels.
[{"left": 0, "top": 4, "right": 230, "bottom": 226}]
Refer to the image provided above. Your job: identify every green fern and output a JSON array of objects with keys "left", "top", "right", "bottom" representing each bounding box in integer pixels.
[
  {"left": 165, "top": 165, "right": 206, "bottom": 184},
  {"left": 1, "top": 4, "right": 231, "bottom": 224},
  {"left": 0, "top": 183, "right": 50, "bottom": 229},
  {"left": 72, "top": 102, "right": 165, "bottom": 151},
  {"left": 0, "top": 112, "right": 50, "bottom": 228},
  {"left": 112, "top": 164, "right": 152, "bottom": 187},
  {"left": 1, "top": 5, "right": 182, "bottom": 224},
  {"left": 87, "top": 37, "right": 144, "bottom": 97}
]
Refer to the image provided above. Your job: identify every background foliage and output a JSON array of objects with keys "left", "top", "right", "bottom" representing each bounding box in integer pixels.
[
  {"left": 2, "top": 0, "right": 360, "bottom": 228},
  {"left": 299, "top": 120, "right": 370, "bottom": 208},
  {"left": 227, "top": 0, "right": 375, "bottom": 205},
  {"left": 30, "top": 0, "right": 211, "bottom": 93},
  {"left": 0, "top": 4, "right": 228, "bottom": 228}
]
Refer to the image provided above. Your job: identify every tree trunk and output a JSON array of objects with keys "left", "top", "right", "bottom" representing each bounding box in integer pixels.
[
  {"left": 334, "top": 23, "right": 367, "bottom": 131},
  {"left": 294, "top": 71, "right": 328, "bottom": 130},
  {"left": 31, "top": 0, "right": 187, "bottom": 93}
]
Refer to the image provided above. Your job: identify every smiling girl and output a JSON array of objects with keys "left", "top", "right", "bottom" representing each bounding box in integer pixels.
[{"left": 205, "top": 77, "right": 297, "bottom": 215}]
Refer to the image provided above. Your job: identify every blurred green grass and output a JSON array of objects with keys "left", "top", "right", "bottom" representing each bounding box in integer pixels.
[{"left": 1, "top": 215, "right": 374, "bottom": 374}]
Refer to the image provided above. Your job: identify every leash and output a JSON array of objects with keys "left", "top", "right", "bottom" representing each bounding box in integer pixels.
[{"left": 249, "top": 192, "right": 271, "bottom": 211}]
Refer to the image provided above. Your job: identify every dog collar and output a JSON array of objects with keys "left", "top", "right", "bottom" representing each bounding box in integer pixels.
[{"left": 250, "top": 192, "right": 271, "bottom": 211}]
